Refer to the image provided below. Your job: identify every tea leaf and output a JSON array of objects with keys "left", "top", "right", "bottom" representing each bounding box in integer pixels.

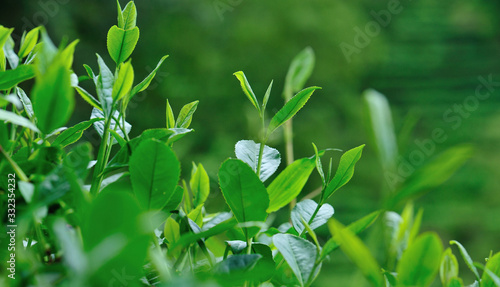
[
  {"left": 175, "top": 100, "right": 199, "bottom": 128},
  {"left": 481, "top": 252, "right": 500, "bottom": 287},
  {"left": 18, "top": 27, "right": 40, "bottom": 59},
  {"left": 450, "top": 240, "right": 480, "bottom": 281},
  {"left": 96, "top": 54, "right": 114, "bottom": 115},
  {"left": 267, "top": 157, "right": 315, "bottom": 213},
  {"left": 111, "top": 60, "right": 134, "bottom": 101},
  {"left": 75, "top": 86, "right": 101, "bottom": 110},
  {"left": 218, "top": 159, "right": 269, "bottom": 239},
  {"left": 190, "top": 163, "right": 209, "bottom": 208},
  {"left": 0, "top": 109, "right": 39, "bottom": 133},
  {"left": 267, "top": 86, "right": 320, "bottom": 135},
  {"left": 273, "top": 233, "right": 317, "bottom": 287},
  {"left": 321, "top": 210, "right": 381, "bottom": 260},
  {"left": 215, "top": 254, "right": 261, "bottom": 274},
  {"left": 291, "top": 199, "right": 334, "bottom": 234},
  {"left": 440, "top": 248, "right": 459, "bottom": 286},
  {"left": 107, "top": 25, "right": 140, "bottom": 65},
  {"left": 328, "top": 218, "right": 384, "bottom": 287},
  {"left": 225, "top": 240, "right": 247, "bottom": 254},
  {"left": 233, "top": 71, "right": 260, "bottom": 112},
  {"left": 0, "top": 64, "right": 35, "bottom": 90},
  {"left": 120, "top": 1, "right": 137, "bottom": 30},
  {"left": 52, "top": 118, "right": 103, "bottom": 147},
  {"left": 166, "top": 128, "right": 193, "bottom": 145},
  {"left": 130, "top": 139, "right": 181, "bottom": 210},
  {"left": 235, "top": 140, "right": 281, "bottom": 182},
  {"left": 15, "top": 87, "right": 34, "bottom": 120},
  {"left": 32, "top": 61, "right": 74, "bottom": 134},
  {"left": 322, "top": 144, "right": 365, "bottom": 202},
  {"left": 91, "top": 108, "right": 131, "bottom": 144},
  {"left": 131, "top": 55, "right": 168, "bottom": 96},
  {"left": 397, "top": 232, "right": 443, "bottom": 287},
  {"left": 164, "top": 216, "right": 180, "bottom": 246},
  {"left": 262, "top": 80, "right": 273, "bottom": 111},
  {"left": 284, "top": 47, "right": 315, "bottom": 97}
]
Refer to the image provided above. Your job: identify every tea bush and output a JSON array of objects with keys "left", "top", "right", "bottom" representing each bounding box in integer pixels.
[{"left": 0, "top": 2, "right": 499, "bottom": 287}]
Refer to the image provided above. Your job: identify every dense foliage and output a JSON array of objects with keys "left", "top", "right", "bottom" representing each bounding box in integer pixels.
[{"left": 1, "top": 2, "right": 499, "bottom": 287}]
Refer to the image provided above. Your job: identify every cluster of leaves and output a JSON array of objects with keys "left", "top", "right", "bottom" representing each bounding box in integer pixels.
[{"left": 0, "top": 1, "right": 498, "bottom": 287}]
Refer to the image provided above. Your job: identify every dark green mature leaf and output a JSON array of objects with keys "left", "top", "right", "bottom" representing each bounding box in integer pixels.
[
  {"left": 19, "top": 27, "right": 40, "bottom": 58},
  {"left": 397, "top": 232, "right": 443, "bottom": 287},
  {"left": 235, "top": 140, "right": 280, "bottom": 182},
  {"left": 267, "top": 86, "right": 320, "bottom": 135},
  {"left": 190, "top": 163, "right": 209, "bottom": 208},
  {"left": 218, "top": 159, "right": 269, "bottom": 239},
  {"left": 131, "top": 55, "right": 168, "bottom": 96},
  {"left": 233, "top": 71, "right": 260, "bottom": 112},
  {"left": 0, "top": 109, "right": 39, "bottom": 133},
  {"left": 32, "top": 61, "right": 74, "bottom": 134},
  {"left": 328, "top": 218, "right": 384, "bottom": 287},
  {"left": 52, "top": 118, "right": 103, "bottom": 147},
  {"left": 267, "top": 157, "right": 315, "bottom": 213},
  {"left": 273, "top": 233, "right": 317, "bottom": 287},
  {"left": 284, "top": 47, "right": 315, "bottom": 97},
  {"left": 107, "top": 25, "right": 140, "bottom": 65},
  {"left": 388, "top": 145, "right": 473, "bottom": 207},
  {"left": 321, "top": 210, "right": 381, "bottom": 260},
  {"left": 130, "top": 139, "right": 181, "bottom": 210},
  {"left": 175, "top": 100, "right": 198, "bottom": 128},
  {"left": 481, "top": 252, "right": 500, "bottom": 287},
  {"left": 291, "top": 199, "right": 334, "bottom": 234},
  {"left": 214, "top": 254, "right": 262, "bottom": 274},
  {"left": 322, "top": 144, "right": 365, "bottom": 203},
  {"left": 111, "top": 60, "right": 134, "bottom": 101},
  {"left": 0, "top": 65, "right": 35, "bottom": 90},
  {"left": 440, "top": 248, "right": 459, "bottom": 287}
]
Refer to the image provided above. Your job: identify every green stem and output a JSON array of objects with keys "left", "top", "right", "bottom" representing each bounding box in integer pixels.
[
  {"left": 0, "top": 144, "right": 29, "bottom": 181},
  {"left": 256, "top": 113, "right": 267, "bottom": 177},
  {"left": 90, "top": 116, "right": 112, "bottom": 195}
]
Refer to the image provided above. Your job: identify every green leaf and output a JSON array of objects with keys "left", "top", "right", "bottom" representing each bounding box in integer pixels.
[
  {"left": 218, "top": 159, "right": 269, "bottom": 239},
  {"left": 166, "top": 99, "right": 175, "bottom": 129},
  {"left": 262, "top": 80, "right": 273, "bottom": 111},
  {"left": 482, "top": 253, "right": 500, "bottom": 287},
  {"left": 215, "top": 254, "right": 262, "bottom": 273},
  {"left": 164, "top": 216, "right": 180, "bottom": 246},
  {"left": 389, "top": 145, "right": 473, "bottom": 207},
  {"left": 0, "top": 109, "right": 39, "bottom": 133},
  {"left": 18, "top": 27, "right": 40, "bottom": 59},
  {"left": 0, "top": 26, "right": 13, "bottom": 50},
  {"left": 75, "top": 86, "right": 101, "bottom": 110},
  {"left": 107, "top": 25, "right": 140, "bottom": 65},
  {"left": 130, "top": 55, "right": 168, "bottom": 97},
  {"left": 440, "top": 248, "right": 459, "bottom": 287},
  {"left": 267, "top": 157, "right": 315, "bottom": 213},
  {"left": 52, "top": 118, "right": 103, "bottom": 147},
  {"left": 449, "top": 240, "right": 480, "bottom": 281},
  {"left": 273, "top": 233, "right": 317, "bottom": 287},
  {"left": 0, "top": 65, "right": 35, "bottom": 90},
  {"left": 363, "top": 89, "right": 398, "bottom": 170},
  {"left": 96, "top": 54, "right": 114, "bottom": 115},
  {"left": 284, "top": 47, "right": 315, "bottom": 98},
  {"left": 225, "top": 240, "right": 248, "bottom": 254},
  {"left": 15, "top": 87, "right": 34, "bottom": 120},
  {"left": 235, "top": 140, "right": 281, "bottom": 182},
  {"left": 328, "top": 218, "right": 384, "bottom": 287},
  {"left": 397, "top": 232, "right": 443, "bottom": 287},
  {"left": 267, "top": 86, "right": 320, "bottom": 136},
  {"left": 312, "top": 143, "right": 326, "bottom": 186},
  {"left": 32, "top": 61, "right": 74, "bottom": 134},
  {"left": 167, "top": 128, "right": 193, "bottom": 145},
  {"left": 322, "top": 144, "right": 365, "bottom": 202},
  {"left": 4, "top": 35, "right": 19, "bottom": 69},
  {"left": 291, "top": 199, "right": 334, "bottom": 234},
  {"left": 190, "top": 163, "right": 210, "bottom": 208},
  {"left": 175, "top": 100, "right": 199, "bottom": 128},
  {"left": 91, "top": 108, "right": 131, "bottom": 144},
  {"left": 130, "top": 139, "right": 181, "bottom": 210},
  {"left": 120, "top": 1, "right": 137, "bottom": 30},
  {"left": 233, "top": 71, "right": 260, "bottom": 112},
  {"left": 112, "top": 60, "right": 134, "bottom": 101},
  {"left": 320, "top": 210, "right": 381, "bottom": 260}
]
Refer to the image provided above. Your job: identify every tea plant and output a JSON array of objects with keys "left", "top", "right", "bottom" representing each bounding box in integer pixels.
[{"left": 0, "top": 1, "right": 499, "bottom": 287}]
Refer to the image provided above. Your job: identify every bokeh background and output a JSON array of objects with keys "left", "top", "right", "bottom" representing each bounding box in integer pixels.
[{"left": 2, "top": 0, "right": 500, "bottom": 285}]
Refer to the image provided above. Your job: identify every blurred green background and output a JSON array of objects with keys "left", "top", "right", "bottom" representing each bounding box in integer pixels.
[{"left": 2, "top": 0, "right": 500, "bottom": 285}]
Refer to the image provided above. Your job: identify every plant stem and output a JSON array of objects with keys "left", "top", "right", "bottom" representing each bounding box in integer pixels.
[
  {"left": 90, "top": 116, "right": 112, "bottom": 195},
  {"left": 256, "top": 113, "right": 267, "bottom": 177},
  {"left": 0, "top": 144, "right": 29, "bottom": 181}
]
